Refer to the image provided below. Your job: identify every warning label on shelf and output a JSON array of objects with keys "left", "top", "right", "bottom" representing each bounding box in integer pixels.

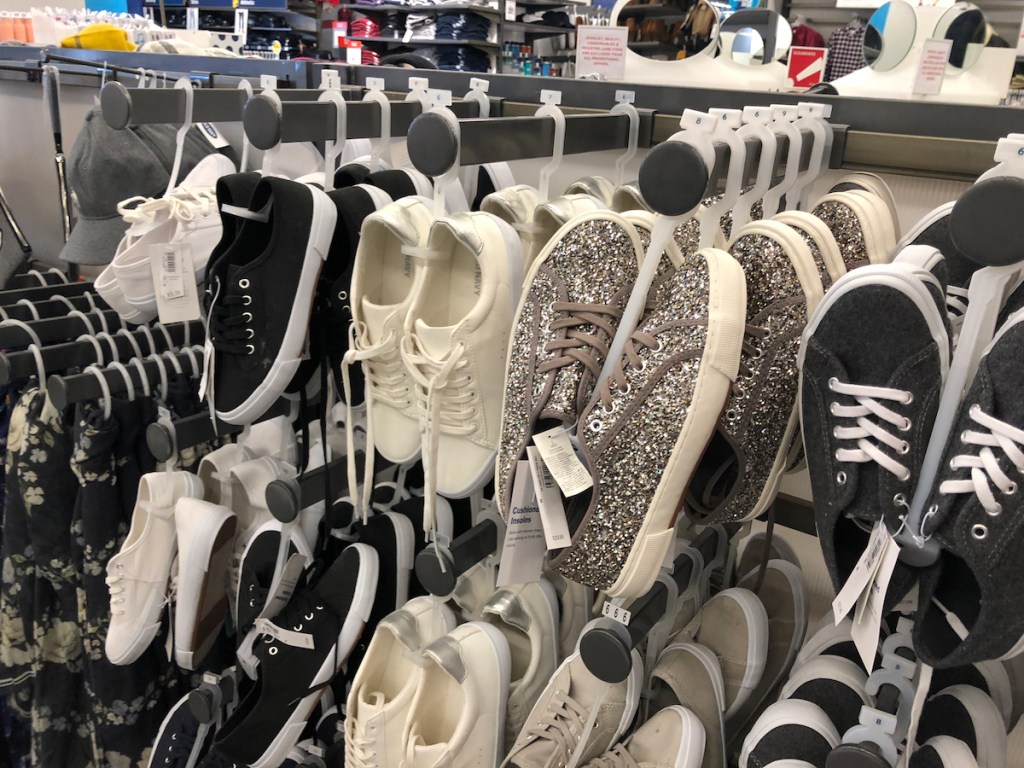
[{"left": 575, "top": 25, "right": 628, "bottom": 81}]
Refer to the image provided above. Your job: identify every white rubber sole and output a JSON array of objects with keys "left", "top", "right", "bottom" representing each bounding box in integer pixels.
[
  {"left": 249, "top": 542, "right": 379, "bottom": 768},
  {"left": 920, "top": 735, "right": 981, "bottom": 768},
  {"left": 773, "top": 210, "right": 846, "bottom": 285},
  {"left": 931, "top": 685, "right": 1006, "bottom": 768},
  {"left": 615, "top": 648, "right": 645, "bottom": 746},
  {"left": 663, "top": 705, "right": 707, "bottom": 768},
  {"left": 145, "top": 696, "right": 207, "bottom": 768},
  {"left": 474, "top": 621, "right": 514, "bottom": 768},
  {"left": 605, "top": 248, "right": 747, "bottom": 600},
  {"left": 739, "top": 699, "right": 840, "bottom": 768},
  {"left": 217, "top": 185, "right": 336, "bottom": 425},
  {"left": 792, "top": 617, "right": 856, "bottom": 671},
  {"left": 536, "top": 577, "right": 561, "bottom": 664},
  {"left": 659, "top": 641, "right": 727, "bottom": 752},
  {"left": 780, "top": 655, "right": 869, "bottom": 706},
  {"left": 738, "top": 559, "right": 808, "bottom": 692},
  {"left": 381, "top": 511, "right": 415, "bottom": 609}
]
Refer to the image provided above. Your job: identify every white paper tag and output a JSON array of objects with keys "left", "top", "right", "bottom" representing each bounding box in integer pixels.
[
  {"left": 904, "top": 663, "right": 933, "bottom": 760},
  {"left": 505, "top": 0, "right": 517, "bottom": 21},
  {"left": 197, "top": 336, "right": 214, "bottom": 404},
  {"left": 496, "top": 461, "right": 545, "bottom": 587},
  {"left": 851, "top": 533, "right": 901, "bottom": 672},
  {"left": 198, "top": 122, "right": 230, "bottom": 149},
  {"left": 832, "top": 521, "right": 891, "bottom": 623},
  {"left": 913, "top": 38, "right": 953, "bottom": 96},
  {"left": 403, "top": 27, "right": 414, "bottom": 43},
  {"left": 601, "top": 600, "right": 632, "bottom": 626},
  {"left": 260, "top": 74, "right": 278, "bottom": 91},
  {"left": 532, "top": 425, "right": 594, "bottom": 497},
  {"left": 150, "top": 243, "right": 202, "bottom": 325},
  {"left": 526, "top": 446, "right": 571, "bottom": 550},
  {"left": 258, "top": 553, "right": 307, "bottom": 621}
]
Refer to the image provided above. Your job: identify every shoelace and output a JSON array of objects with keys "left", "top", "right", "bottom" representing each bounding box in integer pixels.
[
  {"left": 518, "top": 692, "right": 592, "bottom": 764},
  {"left": 401, "top": 339, "right": 472, "bottom": 539},
  {"left": 345, "top": 719, "right": 380, "bottom": 768},
  {"left": 938, "top": 404, "right": 1024, "bottom": 519},
  {"left": 342, "top": 324, "right": 412, "bottom": 521},
  {"left": 587, "top": 745, "right": 639, "bottom": 768},
  {"left": 210, "top": 294, "right": 254, "bottom": 356},
  {"left": 106, "top": 562, "right": 126, "bottom": 616},
  {"left": 828, "top": 377, "right": 914, "bottom": 482},
  {"left": 118, "top": 187, "right": 217, "bottom": 227},
  {"left": 539, "top": 301, "right": 623, "bottom": 381},
  {"left": 947, "top": 285, "right": 969, "bottom": 338}
]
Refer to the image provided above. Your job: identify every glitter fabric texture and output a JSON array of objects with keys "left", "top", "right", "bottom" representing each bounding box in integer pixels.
[
  {"left": 813, "top": 200, "right": 870, "bottom": 271},
  {"left": 552, "top": 256, "right": 719, "bottom": 589},
  {"left": 691, "top": 232, "right": 814, "bottom": 522},
  {"left": 789, "top": 224, "right": 833, "bottom": 291},
  {"left": 495, "top": 218, "right": 641, "bottom": 519}
]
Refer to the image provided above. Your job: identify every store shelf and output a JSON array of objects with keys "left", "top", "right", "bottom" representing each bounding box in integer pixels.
[
  {"left": 616, "top": 3, "right": 690, "bottom": 19},
  {"left": 347, "top": 35, "right": 499, "bottom": 49},
  {"left": 339, "top": 3, "right": 500, "bottom": 15},
  {"left": 502, "top": 20, "right": 572, "bottom": 36},
  {"left": 513, "top": 0, "right": 584, "bottom": 7}
]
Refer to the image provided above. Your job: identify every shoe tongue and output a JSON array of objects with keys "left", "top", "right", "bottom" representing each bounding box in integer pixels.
[
  {"left": 179, "top": 153, "right": 236, "bottom": 189},
  {"left": 413, "top": 319, "right": 457, "bottom": 358},
  {"left": 361, "top": 298, "right": 399, "bottom": 343}
]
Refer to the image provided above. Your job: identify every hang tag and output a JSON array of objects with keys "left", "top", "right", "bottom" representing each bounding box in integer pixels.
[
  {"left": 257, "top": 553, "right": 307, "bottom": 621},
  {"left": 601, "top": 600, "right": 631, "bottom": 626},
  {"left": 198, "top": 122, "right": 230, "bottom": 149},
  {"left": 186, "top": 6, "right": 198, "bottom": 30},
  {"left": 253, "top": 617, "right": 315, "bottom": 650},
  {"left": 904, "top": 663, "right": 933, "bottom": 759},
  {"left": 532, "top": 425, "right": 594, "bottom": 497},
  {"left": 150, "top": 243, "right": 201, "bottom": 324},
  {"left": 320, "top": 68, "right": 342, "bottom": 91},
  {"left": 850, "top": 532, "right": 901, "bottom": 672},
  {"left": 527, "top": 446, "right": 571, "bottom": 550},
  {"left": 234, "top": 8, "right": 248, "bottom": 43},
  {"left": 403, "top": 27, "right": 414, "bottom": 43},
  {"left": 496, "top": 461, "right": 545, "bottom": 587},
  {"left": 197, "top": 336, "right": 214, "bottom": 404},
  {"left": 832, "top": 521, "right": 891, "bottom": 624},
  {"left": 505, "top": 0, "right": 517, "bottom": 21}
]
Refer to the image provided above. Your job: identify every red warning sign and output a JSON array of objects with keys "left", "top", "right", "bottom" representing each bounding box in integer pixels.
[{"left": 787, "top": 46, "right": 828, "bottom": 89}]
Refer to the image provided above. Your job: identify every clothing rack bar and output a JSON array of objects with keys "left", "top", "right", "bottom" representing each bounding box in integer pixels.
[
  {"left": 100, "top": 81, "right": 248, "bottom": 130},
  {"left": 0, "top": 293, "right": 109, "bottom": 321},
  {"left": 13, "top": 320, "right": 202, "bottom": 392},
  {"left": 145, "top": 398, "right": 292, "bottom": 462},
  {"left": 243, "top": 94, "right": 488, "bottom": 151},
  {"left": 579, "top": 526, "right": 727, "bottom": 683},
  {"left": 414, "top": 518, "right": 500, "bottom": 598},
  {"left": 265, "top": 456, "right": 351, "bottom": 524},
  {"left": 0, "top": 280, "right": 94, "bottom": 305},
  {"left": 0, "top": 310, "right": 123, "bottom": 348},
  {"left": 45, "top": 343, "right": 202, "bottom": 410},
  {"left": 406, "top": 111, "right": 656, "bottom": 176}
]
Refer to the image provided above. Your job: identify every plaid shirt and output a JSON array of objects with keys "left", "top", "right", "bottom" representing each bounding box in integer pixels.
[{"left": 826, "top": 23, "right": 867, "bottom": 81}]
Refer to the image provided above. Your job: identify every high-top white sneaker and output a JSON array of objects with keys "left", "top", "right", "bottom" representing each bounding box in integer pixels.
[
  {"left": 344, "top": 196, "right": 435, "bottom": 517},
  {"left": 400, "top": 212, "right": 523, "bottom": 532},
  {"left": 106, "top": 471, "right": 204, "bottom": 665}
]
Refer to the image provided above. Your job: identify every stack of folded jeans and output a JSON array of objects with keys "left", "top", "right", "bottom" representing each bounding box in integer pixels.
[
  {"left": 436, "top": 44, "right": 490, "bottom": 71},
  {"left": 435, "top": 11, "right": 491, "bottom": 40}
]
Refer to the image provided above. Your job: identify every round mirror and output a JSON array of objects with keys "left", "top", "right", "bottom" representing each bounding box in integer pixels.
[
  {"left": 934, "top": 3, "right": 988, "bottom": 73},
  {"left": 863, "top": 1, "right": 917, "bottom": 72},
  {"left": 719, "top": 9, "right": 793, "bottom": 65},
  {"left": 615, "top": 0, "right": 719, "bottom": 62}
]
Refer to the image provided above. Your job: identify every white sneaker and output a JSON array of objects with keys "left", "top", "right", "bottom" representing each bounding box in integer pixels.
[
  {"left": 239, "top": 414, "right": 299, "bottom": 464},
  {"left": 481, "top": 184, "right": 542, "bottom": 265},
  {"left": 400, "top": 212, "right": 523, "bottom": 530},
  {"left": 173, "top": 497, "right": 236, "bottom": 670},
  {"left": 483, "top": 579, "right": 560, "bottom": 751},
  {"left": 106, "top": 471, "right": 204, "bottom": 665},
  {"left": 229, "top": 456, "right": 292, "bottom": 543},
  {"left": 344, "top": 196, "right": 435, "bottom": 515},
  {"left": 503, "top": 619, "right": 642, "bottom": 768},
  {"left": 95, "top": 219, "right": 174, "bottom": 324},
  {"left": 403, "top": 621, "right": 511, "bottom": 768},
  {"left": 197, "top": 443, "right": 255, "bottom": 508},
  {"left": 345, "top": 597, "right": 458, "bottom": 768}
]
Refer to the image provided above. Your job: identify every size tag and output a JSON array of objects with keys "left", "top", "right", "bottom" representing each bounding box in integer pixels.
[
  {"left": 540, "top": 89, "right": 562, "bottom": 106},
  {"left": 532, "top": 425, "right": 594, "bottom": 497},
  {"left": 496, "top": 461, "right": 545, "bottom": 587},
  {"left": 428, "top": 88, "right": 453, "bottom": 108},
  {"left": 150, "top": 243, "right": 202, "bottom": 324},
  {"left": 260, "top": 75, "right": 278, "bottom": 91},
  {"left": 505, "top": 0, "right": 517, "bottom": 21},
  {"left": 850, "top": 532, "right": 901, "bottom": 672},
  {"left": 234, "top": 8, "right": 248, "bottom": 43},
  {"left": 252, "top": 617, "right": 315, "bottom": 649},
  {"left": 320, "top": 68, "right": 342, "bottom": 90},
  {"left": 186, "top": 6, "right": 198, "bottom": 30},
  {"left": 832, "top": 521, "right": 891, "bottom": 623},
  {"left": 526, "top": 446, "right": 571, "bottom": 550},
  {"left": 615, "top": 89, "right": 635, "bottom": 104},
  {"left": 366, "top": 76, "right": 385, "bottom": 91},
  {"left": 602, "top": 600, "right": 631, "bottom": 625}
]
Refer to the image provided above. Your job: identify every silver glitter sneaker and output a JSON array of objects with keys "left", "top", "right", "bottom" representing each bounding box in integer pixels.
[
  {"left": 685, "top": 220, "right": 824, "bottom": 525},
  {"left": 811, "top": 190, "right": 896, "bottom": 272},
  {"left": 495, "top": 211, "right": 644, "bottom": 524},
  {"left": 550, "top": 248, "right": 746, "bottom": 599}
]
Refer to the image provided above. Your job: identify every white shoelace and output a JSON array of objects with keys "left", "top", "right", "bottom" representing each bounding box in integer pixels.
[
  {"left": 829, "top": 377, "right": 914, "bottom": 481},
  {"left": 938, "top": 404, "right": 1024, "bottom": 517},
  {"left": 345, "top": 720, "right": 379, "bottom": 768},
  {"left": 118, "top": 187, "right": 218, "bottom": 227},
  {"left": 947, "top": 285, "right": 969, "bottom": 339},
  {"left": 342, "top": 324, "right": 412, "bottom": 521},
  {"left": 400, "top": 338, "right": 474, "bottom": 539},
  {"left": 106, "top": 562, "right": 127, "bottom": 616}
]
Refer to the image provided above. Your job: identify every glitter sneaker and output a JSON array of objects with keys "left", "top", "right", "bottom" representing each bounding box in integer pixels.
[
  {"left": 550, "top": 247, "right": 746, "bottom": 599},
  {"left": 495, "top": 211, "right": 644, "bottom": 526},
  {"left": 811, "top": 190, "right": 896, "bottom": 272},
  {"left": 526, "top": 194, "right": 609, "bottom": 265},
  {"left": 685, "top": 221, "right": 823, "bottom": 525}
]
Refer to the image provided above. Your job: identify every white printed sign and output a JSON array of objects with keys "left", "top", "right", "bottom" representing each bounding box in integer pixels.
[
  {"left": 575, "top": 25, "right": 628, "bottom": 81},
  {"left": 913, "top": 38, "right": 953, "bottom": 96}
]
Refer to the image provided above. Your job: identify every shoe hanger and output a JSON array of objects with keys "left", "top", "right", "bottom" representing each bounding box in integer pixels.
[
  {"left": 729, "top": 108, "right": 777, "bottom": 236},
  {"left": 237, "top": 79, "right": 253, "bottom": 173},
  {"left": 84, "top": 364, "right": 114, "bottom": 420},
  {"left": 164, "top": 77, "right": 195, "bottom": 197},
  {"left": 795, "top": 103, "right": 834, "bottom": 210},
  {"left": 362, "top": 76, "right": 392, "bottom": 172},
  {"left": 761, "top": 104, "right": 803, "bottom": 218},
  {"left": 699, "top": 108, "right": 745, "bottom": 250},
  {"left": 611, "top": 91, "right": 640, "bottom": 188},
  {"left": 146, "top": 351, "right": 169, "bottom": 404},
  {"left": 107, "top": 360, "right": 137, "bottom": 403},
  {"left": 318, "top": 85, "right": 347, "bottom": 193},
  {"left": 536, "top": 90, "right": 567, "bottom": 202},
  {"left": 459, "top": 78, "right": 491, "bottom": 203}
]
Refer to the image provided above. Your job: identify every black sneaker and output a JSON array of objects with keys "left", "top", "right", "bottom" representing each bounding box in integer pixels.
[
  {"left": 147, "top": 691, "right": 214, "bottom": 768},
  {"left": 235, "top": 523, "right": 306, "bottom": 642},
  {"left": 206, "top": 177, "right": 337, "bottom": 425},
  {"left": 739, "top": 699, "right": 840, "bottom": 768},
  {"left": 203, "top": 544, "right": 379, "bottom": 768},
  {"left": 916, "top": 685, "right": 1006, "bottom": 768},
  {"left": 779, "top": 655, "right": 871, "bottom": 735},
  {"left": 894, "top": 245, "right": 954, "bottom": 350},
  {"left": 910, "top": 736, "right": 982, "bottom": 768},
  {"left": 799, "top": 263, "right": 949, "bottom": 609},
  {"left": 914, "top": 307, "right": 1024, "bottom": 667},
  {"left": 207, "top": 172, "right": 262, "bottom": 272}
]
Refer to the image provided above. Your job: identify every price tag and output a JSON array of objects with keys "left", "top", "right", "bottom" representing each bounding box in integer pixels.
[
  {"left": 496, "top": 461, "right": 545, "bottom": 587},
  {"left": 526, "top": 446, "right": 571, "bottom": 550},
  {"left": 602, "top": 601, "right": 632, "bottom": 625},
  {"left": 260, "top": 74, "right": 278, "bottom": 90},
  {"left": 850, "top": 532, "right": 901, "bottom": 672},
  {"left": 403, "top": 27, "right": 415, "bottom": 43},
  {"left": 505, "top": 0, "right": 517, "bottom": 21},
  {"left": 532, "top": 425, "right": 593, "bottom": 497},
  {"left": 234, "top": 7, "right": 248, "bottom": 43},
  {"left": 832, "top": 521, "right": 892, "bottom": 623},
  {"left": 186, "top": 7, "right": 198, "bottom": 30},
  {"left": 150, "top": 243, "right": 202, "bottom": 324}
]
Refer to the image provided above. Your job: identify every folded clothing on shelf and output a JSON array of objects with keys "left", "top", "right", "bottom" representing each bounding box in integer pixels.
[
  {"left": 435, "top": 11, "right": 491, "bottom": 40},
  {"left": 436, "top": 44, "right": 490, "bottom": 71}
]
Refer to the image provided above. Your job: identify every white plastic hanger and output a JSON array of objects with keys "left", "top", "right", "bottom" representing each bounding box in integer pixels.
[
  {"left": 427, "top": 89, "right": 462, "bottom": 219},
  {"left": 259, "top": 75, "right": 282, "bottom": 176},
  {"left": 237, "top": 79, "right": 253, "bottom": 173},
  {"left": 536, "top": 90, "right": 567, "bottom": 202},
  {"left": 611, "top": 90, "right": 640, "bottom": 187},
  {"left": 760, "top": 104, "right": 802, "bottom": 218},
  {"left": 699, "top": 108, "right": 745, "bottom": 249},
  {"left": 791, "top": 102, "right": 833, "bottom": 210},
  {"left": 731, "top": 106, "right": 778, "bottom": 234},
  {"left": 165, "top": 77, "right": 195, "bottom": 196},
  {"left": 460, "top": 77, "right": 491, "bottom": 201},
  {"left": 362, "top": 77, "right": 392, "bottom": 172},
  {"left": 318, "top": 88, "right": 347, "bottom": 193}
]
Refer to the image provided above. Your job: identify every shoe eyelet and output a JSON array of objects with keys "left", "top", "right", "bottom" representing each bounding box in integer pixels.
[
  {"left": 893, "top": 493, "right": 907, "bottom": 506},
  {"left": 264, "top": 636, "right": 273, "bottom": 644},
  {"left": 987, "top": 505, "right": 1002, "bottom": 517},
  {"left": 268, "top": 646, "right": 279, "bottom": 655},
  {"left": 249, "top": 599, "right": 256, "bottom": 607},
  {"left": 743, "top": 371, "right": 755, "bottom": 381},
  {"left": 735, "top": 386, "right": 745, "bottom": 399},
  {"left": 900, "top": 418, "right": 912, "bottom": 432},
  {"left": 242, "top": 311, "right": 253, "bottom": 322},
  {"left": 899, "top": 441, "right": 910, "bottom": 455},
  {"left": 652, "top": 341, "right": 663, "bottom": 353},
  {"left": 294, "top": 623, "right": 303, "bottom": 631},
  {"left": 239, "top": 278, "right": 250, "bottom": 289},
  {"left": 752, "top": 348, "right": 764, "bottom": 359},
  {"left": 242, "top": 295, "right": 252, "bottom": 306},
  {"left": 828, "top": 377, "right": 838, "bottom": 391},
  {"left": 903, "top": 392, "right": 914, "bottom": 405},
  {"left": 726, "top": 409, "right": 738, "bottom": 421},
  {"left": 634, "top": 360, "right": 647, "bottom": 374},
  {"left": 589, "top": 420, "right": 603, "bottom": 433},
  {"left": 316, "top": 605, "right": 324, "bottom": 610},
  {"left": 338, "top": 290, "right": 348, "bottom": 301},
  {"left": 836, "top": 471, "right": 847, "bottom": 484},
  {"left": 305, "top": 612, "right": 314, "bottom": 621},
  {"left": 899, "top": 469, "right": 911, "bottom": 482},
  {"left": 972, "top": 523, "right": 988, "bottom": 540},
  {"left": 246, "top": 328, "right": 255, "bottom": 339},
  {"left": 171, "top": 734, "right": 177, "bottom": 741},
  {"left": 618, "top": 384, "right": 632, "bottom": 396},
  {"left": 830, "top": 403, "right": 840, "bottom": 416},
  {"left": 1008, "top": 483, "right": 1018, "bottom": 495},
  {"left": 246, "top": 344, "right": 255, "bottom": 355}
]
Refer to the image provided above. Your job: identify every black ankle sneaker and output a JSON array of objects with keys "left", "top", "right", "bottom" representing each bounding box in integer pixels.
[
  {"left": 235, "top": 523, "right": 305, "bottom": 642},
  {"left": 205, "top": 176, "right": 337, "bottom": 425},
  {"left": 147, "top": 691, "right": 215, "bottom": 768},
  {"left": 914, "top": 307, "right": 1024, "bottom": 667},
  {"left": 800, "top": 263, "right": 950, "bottom": 610},
  {"left": 203, "top": 544, "right": 378, "bottom": 768}
]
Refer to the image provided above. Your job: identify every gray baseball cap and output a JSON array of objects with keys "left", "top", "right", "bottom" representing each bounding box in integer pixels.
[{"left": 60, "top": 108, "right": 217, "bottom": 266}]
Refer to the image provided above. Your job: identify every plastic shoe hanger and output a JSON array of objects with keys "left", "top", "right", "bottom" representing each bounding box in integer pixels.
[
  {"left": 237, "top": 79, "right": 253, "bottom": 173},
  {"left": 362, "top": 76, "right": 392, "bottom": 172},
  {"left": 791, "top": 103, "right": 833, "bottom": 210},
  {"left": 460, "top": 77, "right": 491, "bottom": 203},
  {"left": 761, "top": 104, "right": 803, "bottom": 218},
  {"left": 731, "top": 106, "right": 778, "bottom": 235},
  {"left": 536, "top": 89, "right": 567, "bottom": 203},
  {"left": 612, "top": 91, "right": 641, "bottom": 188},
  {"left": 699, "top": 107, "right": 746, "bottom": 249},
  {"left": 319, "top": 86, "right": 347, "bottom": 193},
  {"left": 164, "top": 78, "right": 195, "bottom": 197}
]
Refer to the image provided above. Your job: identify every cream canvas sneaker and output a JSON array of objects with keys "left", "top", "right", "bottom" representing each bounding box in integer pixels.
[
  {"left": 651, "top": 642, "right": 726, "bottom": 768},
  {"left": 580, "top": 706, "right": 706, "bottom": 768},
  {"left": 403, "top": 621, "right": 512, "bottom": 768},
  {"left": 400, "top": 212, "right": 523, "bottom": 531},
  {"left": 345, "top": 597, "right": 457, "bottom": 768},
  {"left": 106, "top": 471, "right": 204, "bottom": 665}
]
